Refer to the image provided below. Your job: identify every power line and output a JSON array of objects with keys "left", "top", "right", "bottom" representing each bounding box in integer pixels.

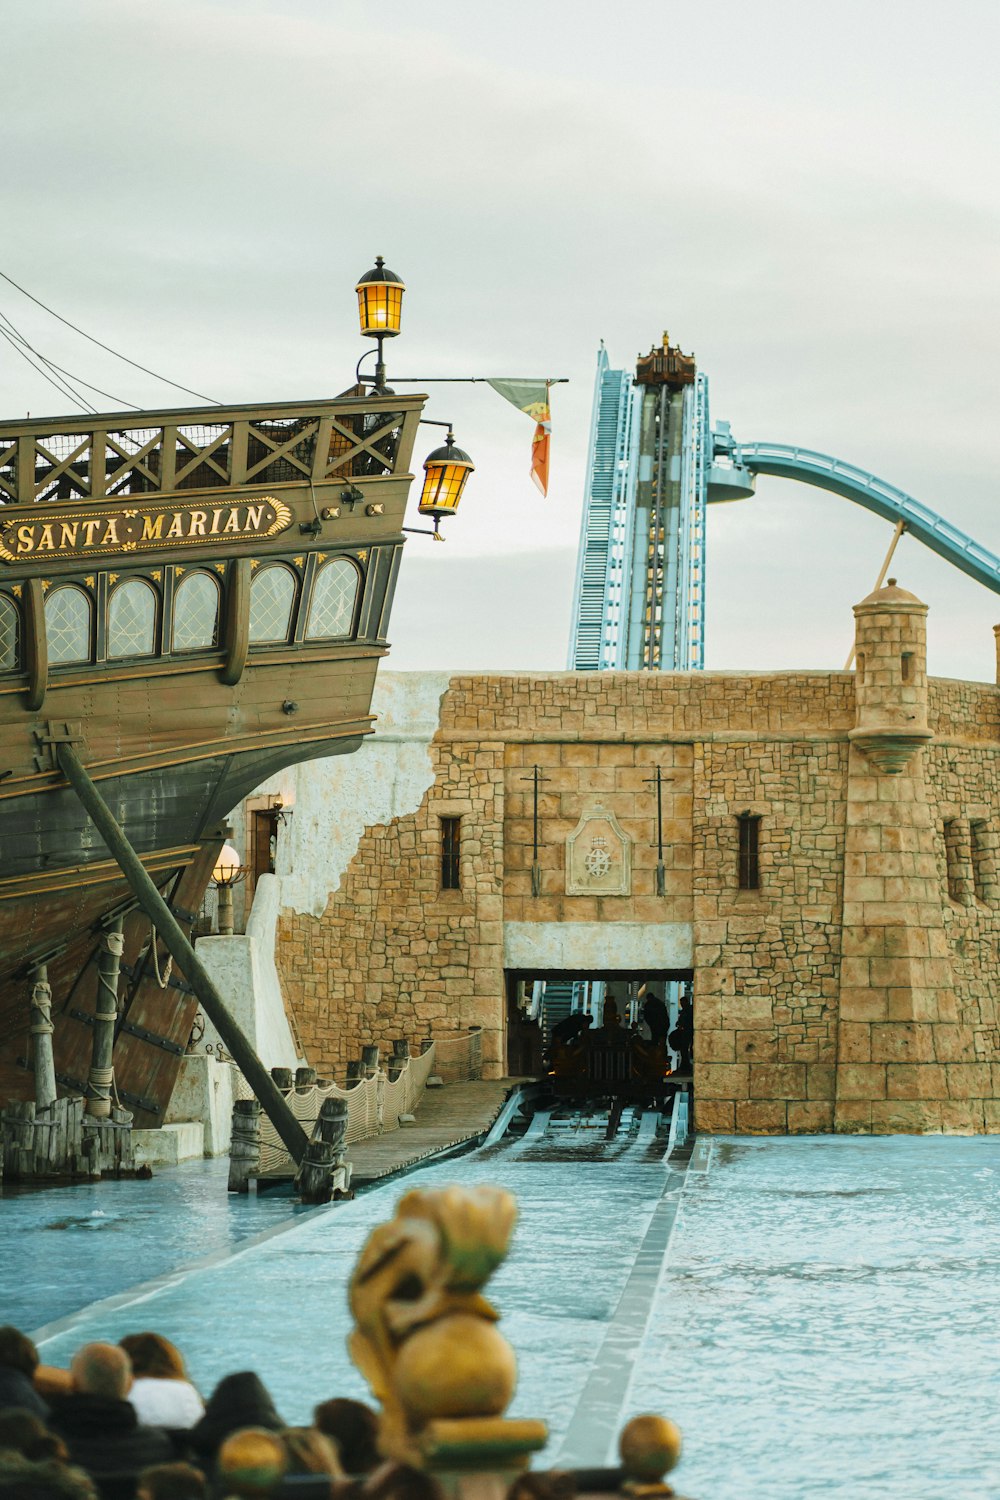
[
  {"left": 0, "top": 267, "right": 220, "bottom": 406},
  {"left": 0, "top": 324, "right": 95, "bottom": 415},
  {"left": 0, "top": 309, "right": 139, "bottom": 412}
]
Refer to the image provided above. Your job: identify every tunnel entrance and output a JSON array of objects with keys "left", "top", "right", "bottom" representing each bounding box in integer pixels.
[{"left": 505, "top": 967, "right": 693, "bottom": 1110}]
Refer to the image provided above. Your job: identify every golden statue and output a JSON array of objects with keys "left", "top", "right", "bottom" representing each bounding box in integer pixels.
[{"left": 348, "top": 1183, "right": 547, "bottom": 1471}]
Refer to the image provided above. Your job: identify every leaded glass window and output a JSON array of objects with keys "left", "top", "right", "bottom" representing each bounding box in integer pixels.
[
  {"left": 0, "top": 595, "right": 18, "bottom": 671},
  {"left": 305, "top": 558, "right": 359, "bottom": 640},
  {"left": 45, "top": 585, "right": 92, "bottom": 665},
  {"left": 172, "top": 571, "right": 220, "bottom": 651},
  {"left": 249, "top": 565, "right": 296, "bottom": 644},
  {"left": 108, "top": 579, "right": 157, "bottom": 659}
]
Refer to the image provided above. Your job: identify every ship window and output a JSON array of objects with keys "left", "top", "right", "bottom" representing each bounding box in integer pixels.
[
  {"left": 0, "top": 595, "right": 18, "bottom": 671},
  {"left": 108, "top": 578, "right": 157, "bottom": 659},
  {"left": 305, "top": 558, "right": 360, "bottom": 640},
  {"left": 172, "top": 571, "right": 220, "bottom": 651},
  {"left": 45, "top": 585, "right": 92, "bottom": 665},
  {"left": 249, "top": 564, "right": 296, "bottom": 644}
]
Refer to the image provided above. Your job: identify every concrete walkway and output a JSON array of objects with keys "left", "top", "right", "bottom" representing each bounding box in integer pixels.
[{"left": 347, "top": 1077, "right": 518, "bottom": 1186}]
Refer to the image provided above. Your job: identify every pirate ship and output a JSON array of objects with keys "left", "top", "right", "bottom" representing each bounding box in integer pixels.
[{"left": 0, "top": 260, "right": 466, "bottom": 1173}]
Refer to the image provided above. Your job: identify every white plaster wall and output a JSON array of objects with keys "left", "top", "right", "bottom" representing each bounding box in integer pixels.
[
  {"left": 504, "top": 921, "right": 694, "bottom": 971},
  {"left": 274, "top": 672, "right": 451, "bottom": 918},
  {"left": 195, "top": 875, "right": 301, "bottom": 1070},
  {"left": 164, "top": 1054, "right": 235, "bottom": 1155}
]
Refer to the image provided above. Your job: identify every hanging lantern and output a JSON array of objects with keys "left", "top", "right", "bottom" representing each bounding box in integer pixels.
[
  {"left": 212, "top": 842, "right": 243, "bottom": 887},
  {"left": 355, "top": 256, "right": 405, "bottom": 339},
  {"left": 418, "top": 432, "right": 475, "bottom": 520}
]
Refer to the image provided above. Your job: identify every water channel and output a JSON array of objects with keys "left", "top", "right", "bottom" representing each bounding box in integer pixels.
[{"left": 2, "top": 1132, "right": 998, "bottom": 1498}]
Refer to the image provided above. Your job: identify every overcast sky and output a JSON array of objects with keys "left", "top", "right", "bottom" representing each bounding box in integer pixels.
[{"left": 4, "top": 1, "right": 998, "bottom": 679}]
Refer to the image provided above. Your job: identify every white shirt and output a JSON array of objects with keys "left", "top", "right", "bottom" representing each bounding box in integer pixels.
[{"left": 129, "top": 1376, "right": 205, "bottom": 1429}]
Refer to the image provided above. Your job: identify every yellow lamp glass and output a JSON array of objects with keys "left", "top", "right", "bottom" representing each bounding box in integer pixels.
[
  {"left": 355, "top": 257, "right": 405, "bottom": 338},
  {"left": 212, "top": 843, "right": 242, "bottom": 887},
  {"left": 418, "top": 436, "right": 475, "bottom": 520}
]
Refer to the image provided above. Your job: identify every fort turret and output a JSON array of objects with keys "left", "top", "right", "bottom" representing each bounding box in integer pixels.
[{"left": 848, "top": 578, "right": 932, "bottom": 774}]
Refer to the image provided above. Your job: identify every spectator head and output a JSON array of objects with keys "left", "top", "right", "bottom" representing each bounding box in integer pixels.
[
  {"left": 216, "top": 1428, "right": 287, "bottom": 1498},
  {"left": 363, "top": 1464, "right": 445, "bottom": 1500},
  {"left": 0, "top": 1453, "right": 98, "bottom": 1499},
  {"left": 135, "top": 1460, "right": 208, "bottom": 1500},
  {"left": 313, "top": 1397, "right": 380, "bottom": 1475},
  {"left": 69, "top": 1342, "right": 132, "bottom": 1400},
  {"left": 280, "top": 1426, "right": 343, "bottom": 1478},
  {"left": 0, "top": 1408, "right": 67, "bottom": 1463},
  {"left": 0, "top": 1327, "right": 39, "bottom": 1377},
  {"left": 507, "top": 1473, "right": 576, "bottom": 1500},
  {"left": 118, "top": 1333, "right": 188, "bottom": 1382}
]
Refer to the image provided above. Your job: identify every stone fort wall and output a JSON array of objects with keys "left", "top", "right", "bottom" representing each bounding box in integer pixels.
[{"left": 271, "top": 591, "right": 1000, "bottom": 1134}]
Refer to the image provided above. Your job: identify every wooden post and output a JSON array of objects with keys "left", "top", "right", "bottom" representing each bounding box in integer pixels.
[
  {"left": 296, "top": 1097, "right": 348, "bottom": 1205},
  {"left": 54, "top": 741, "right": 309, "bottom": 1167},
  {"left": 361, "top": 1044, "right": 380, "bottom": 1079},
  {"left": 295, "top": 1066, "right": 317, "bottom": 1093},
  {"left": 3, "top": 1101, "right": 37, "bottom": 1181},
  {"left": 29, "top": 966, "right": 57, "bottom": 1110},
  {"left": 270, "top": 1066, "right": 294, "bottom": 1091},
  {"left": 228, "top": 1099, "right": 261, "bottom": 1193},
  {"left": 389, "top": 1038, "right": 410, "bottom": 1082},
  {"left": 86, "top": 919, "right": 123, "bottom": 1119},
  {"left": 345, "top": 1059, "right": 364, "bottom": 1087}
]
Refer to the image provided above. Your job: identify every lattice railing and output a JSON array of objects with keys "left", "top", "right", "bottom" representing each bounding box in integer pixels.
[{"left": 0, "top": 395, "right": 422, "bottom": 505}]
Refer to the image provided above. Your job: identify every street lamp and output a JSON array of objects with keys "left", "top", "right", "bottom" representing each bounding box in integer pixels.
[
  {"left": 417, "top": 431, "right": 476, "bottom": 535},
  {"left": 355, "top": 255, "right": 405, "bottom": 391},
  {"left": 212, "top": 842, "right": 246, "bottom": 936}
]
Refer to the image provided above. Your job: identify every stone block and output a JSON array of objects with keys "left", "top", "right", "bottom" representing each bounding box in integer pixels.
[
  {"left": 749, "top": 1063, "right": 806, "bottom": 1099},
  {"left": 870, "top": 1099, "right": 942, "bottom": 1133},
  {"left": 735, "top": 1030, "right": 777, "bottom": 1061},
  {"left": 885, "top": 1064, "right": 948, "bottom": 1100},
  {"left": 736, "top": 1100, "right": 787, "bottom": 1133},
  {"left": 807, "top": 1064, "right": 836, "bottom": 1099},
  {"left": 869, "top": 1023, "right": 935, "bottom": 1064},
  {"left": 940, "top": 1101, "right": 986, "bottom": 1134},
  {"left": 696, "top": 1063, "right": 749, "bottom": 1099},
  {"left": 838, "top": 987, "right": 889, "bottom": 1023},
  {"left": 788, "top": 1100, "right": 834, "bottom": 1134},
  {"left": 693, "top": 1099, "right": 734, "bottom": 1133},
  {"left": 834, "top": 1100, "right": 872, "bottom": 1133},
  {"left": 945, "top": 1063, "right": 992, "bottom": 1098},
  {"left": 836, "top": 1063, "right": 887, "bottom": 1100},
  {"left": 133, "top": 1122, "right": 205, "bottom": 1166},
  {"left": 695, "top": 1029, "right": 735, "bottom": 1063},
  {"left": 838, "top": 1023, "right": 871, "bottom": 1062},
  {"left": 931, "top": 1025, "right": 977, "bottom": 1063}
]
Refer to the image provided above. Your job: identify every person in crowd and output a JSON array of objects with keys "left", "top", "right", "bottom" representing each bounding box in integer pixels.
[
  {"left": 280, "top": 1427, "right": 343, "bottom": 1478},
  {"left": 0, "top": 1449, "right": 99, "bottom": 1499},
  {"left": 668, "top": 991, "right": 694, "bottom": 1073},
  {"left": 641, "top": 992, "right": 670, "bottom": 1050},
  {"left": 187, "top": 1374, "right": 283, "bottom": 1467},
  {"left": 46, "top": 1341, "right": 174, "bottom": 1495},
  {"left": 134, "top": 1461, "right": 207, "bottom": 1500},
  {"left": 0, "top": 1326, "right": 49, "bottom": 1419},
  {"left": 312, "top": 1399, "right": 380, "bottom": 1477},
  {"left": 118, "top": 1335, "right": 204, "bottom": 1430},
  {"left": 358, "top": 1464, "right": 444, "bottom": 1500},
  {"left": 0, "top": 1406, "right": 69, "bottom": 1463},
  {"left": 213, "top": 1428, "right": 286, "bottom": 1499}
]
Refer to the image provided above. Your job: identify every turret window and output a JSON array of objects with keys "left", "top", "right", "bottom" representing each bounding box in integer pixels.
[
  {"left": 441, "top": 816, "right": 462, "bottom": 890},
  {"left": 737, "top": 813, "right": 761, "bottom": 891}
]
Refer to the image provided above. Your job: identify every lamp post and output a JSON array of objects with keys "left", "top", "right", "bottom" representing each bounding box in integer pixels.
[
  {"left": 212, "top": 842, "right": 247, "bottom": 936},
  {"left": 354, "top": 256, "right": 475, "bottom": 540}
]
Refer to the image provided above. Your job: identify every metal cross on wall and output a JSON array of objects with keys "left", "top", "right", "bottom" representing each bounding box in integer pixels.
[
  {"left": 642, "top": 766, "right": 675, "bottom": 896},
  {"left": 520, "top": 765, "right": 550, "bottom": 897}
]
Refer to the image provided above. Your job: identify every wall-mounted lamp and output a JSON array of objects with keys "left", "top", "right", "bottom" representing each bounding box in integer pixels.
[{"left": 355, "top": 255, "right": 405, "bottom": 391}]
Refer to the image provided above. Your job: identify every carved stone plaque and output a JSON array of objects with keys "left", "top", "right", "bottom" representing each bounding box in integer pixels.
[{"left": 566, "top": 804, "right": 631, "bottom": 896}]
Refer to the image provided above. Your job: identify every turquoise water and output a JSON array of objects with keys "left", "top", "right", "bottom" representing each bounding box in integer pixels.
[{"left": 7, "top": 1134, "right": 1000, "bottom": 1497}]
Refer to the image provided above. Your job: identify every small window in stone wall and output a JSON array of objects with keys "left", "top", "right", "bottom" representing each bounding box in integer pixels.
[
  {"left": 441, "top": 816, "right": 461, "bottom": 890},
  {"left": 856, "top": 652, "right": 865, "bottom": 683},
  {"left": 737, "top": 813, "right": 761, "bottom": 891},
  {"left": 901, "top": 652, "right": 914, "bottom": 682},
  {"left": 971, "top": 820, "right": 995, "bottom": 904}
]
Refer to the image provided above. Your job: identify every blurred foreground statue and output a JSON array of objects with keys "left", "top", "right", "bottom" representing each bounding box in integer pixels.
[{"left": 348, "top": 1185, "right": 690, "bottom": 1498}]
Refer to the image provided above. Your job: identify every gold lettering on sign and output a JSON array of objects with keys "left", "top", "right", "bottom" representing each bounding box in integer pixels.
[{"left": 0, "top": 496, "right": 294, "bottom": 565}]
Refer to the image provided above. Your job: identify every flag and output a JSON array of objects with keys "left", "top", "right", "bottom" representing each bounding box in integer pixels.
[{"left": 487, "top": 378, "right": 552, "bottom": 496}]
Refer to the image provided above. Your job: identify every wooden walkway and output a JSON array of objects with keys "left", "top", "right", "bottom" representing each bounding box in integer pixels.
[{"left": 346, "top": 1078, "right": 518, "bottom": 1187}]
